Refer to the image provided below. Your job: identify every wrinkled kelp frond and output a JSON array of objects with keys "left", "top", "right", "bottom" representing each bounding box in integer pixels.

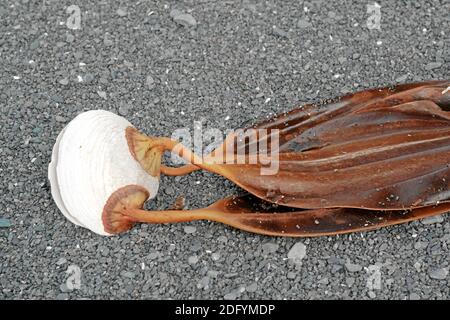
[{"left": 215, "top": 81, "right": 450, "bottom": 210}]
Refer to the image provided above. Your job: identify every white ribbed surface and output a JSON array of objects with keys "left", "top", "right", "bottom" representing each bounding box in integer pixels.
[{"left": 48, "top": 110, "right": 159, "bottom": 235}]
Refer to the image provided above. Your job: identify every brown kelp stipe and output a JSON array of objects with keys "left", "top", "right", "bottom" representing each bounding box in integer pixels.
[
  {"left": 103, "top": 191, "right": 450, "bottom": 236},
  {"left": 121, "top": 80, "right": 450, "bottom": 236}
]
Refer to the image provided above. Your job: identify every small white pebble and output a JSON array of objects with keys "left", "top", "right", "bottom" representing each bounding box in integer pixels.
[
  {"left": 97, "top": 91, "right": 107, "bottom": 100},
  {"left": 212, "top": 252, "right": 221, "bottom": 261}
]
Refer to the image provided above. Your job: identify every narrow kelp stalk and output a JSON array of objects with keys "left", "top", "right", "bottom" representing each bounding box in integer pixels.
[
  {"left": 50, "top": 81, "right": 450, "bottom": 236},
  {"left": 103, "top": 192, "right": 450, "bottom": 236}
]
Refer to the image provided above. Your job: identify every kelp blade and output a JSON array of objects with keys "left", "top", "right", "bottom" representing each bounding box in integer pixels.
[{"left": 214, "top": 81, "right": 450, "bottom": 210}]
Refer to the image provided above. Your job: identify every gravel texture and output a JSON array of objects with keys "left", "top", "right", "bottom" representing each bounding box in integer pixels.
[{"left": 0, "top": 0, "right": 449, "bottom": 300}]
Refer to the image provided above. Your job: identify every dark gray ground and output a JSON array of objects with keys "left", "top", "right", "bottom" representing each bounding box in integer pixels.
[{"left": 0, "top": 0, "right": 449, "bottom": 300}]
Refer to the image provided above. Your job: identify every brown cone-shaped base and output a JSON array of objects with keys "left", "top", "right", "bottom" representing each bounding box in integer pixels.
[
  {"left": 125, "top": 127, "right": 164, "bottom": 177},
  {"left": 102, "top": 185, "right": 150, "bottom": 234}
]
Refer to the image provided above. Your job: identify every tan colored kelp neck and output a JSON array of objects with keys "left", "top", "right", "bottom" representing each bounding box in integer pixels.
[
  {"left": 102, "top": 187, "right": 450, "bottom": 236},
  {"left": 107, "top": 80, "right": 450, "bottom": 236},
  {"left": 126, "top": 127, "right": 223, "bottom": 177}
]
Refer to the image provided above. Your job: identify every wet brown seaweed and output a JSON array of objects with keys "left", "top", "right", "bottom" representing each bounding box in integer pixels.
[{"left": 123, "top": 80, "right": 450, "bottom": 236}]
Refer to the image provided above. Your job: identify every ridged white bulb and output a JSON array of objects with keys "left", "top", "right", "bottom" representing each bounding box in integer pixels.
[{"left": 48, "top": 110, "right": 159, "bottom": 235}]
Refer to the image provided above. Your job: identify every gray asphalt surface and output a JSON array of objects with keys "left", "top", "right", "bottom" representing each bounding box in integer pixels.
[{"left": 0, "top": 0, "right": 449, "bottom": 300}]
